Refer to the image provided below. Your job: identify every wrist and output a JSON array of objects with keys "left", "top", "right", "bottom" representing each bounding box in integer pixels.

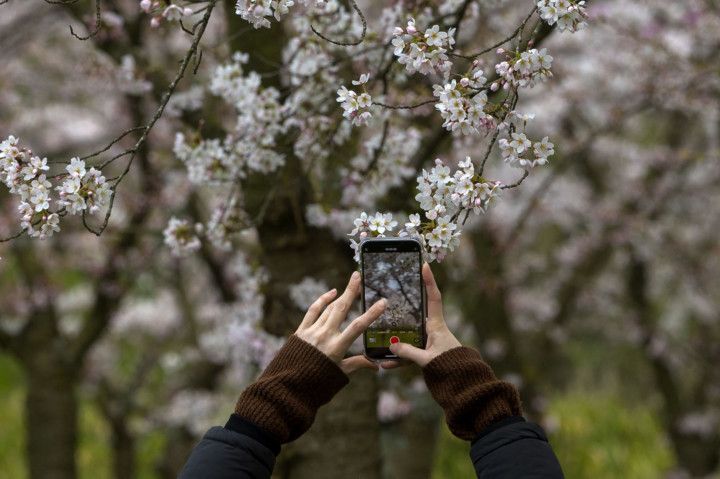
[
  {"left": 234, "top": 334, "right": 349, "bottom": 443},
  {"left": 422, "top": 346, "right": 522, "bottom": 440}
]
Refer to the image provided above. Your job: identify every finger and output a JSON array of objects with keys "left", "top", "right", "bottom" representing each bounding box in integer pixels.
[
  {"left": 340, "top": 355, "right": 379, "bottom": 374},
  {"left": 337, "top": 298, "right": 387, "bottom": 349},
  {"left": 389, "top": 341, "right": 431, "bottom": 367},
  {"left": 325, "top": 271, "right": 362, "bottom": 329},
  {"left": 422, "top": 263, "right": 444, "bottom": 326},
  {"left": 379, "top": 359, "right": 408, "bottom": 370},
  {"left": 316, "top": 302, "right": 336, "bottom": 326},
  {"left": 298, "top": 288, "right": 337, "bottom": 330}
]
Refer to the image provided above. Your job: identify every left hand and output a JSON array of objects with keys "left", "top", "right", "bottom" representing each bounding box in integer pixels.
[{"left": 295, "top": 271, "right": 387, "bottom": 375}]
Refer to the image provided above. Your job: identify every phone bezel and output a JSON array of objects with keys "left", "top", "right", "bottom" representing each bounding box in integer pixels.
[{"left": 360, "top": 238, "right": 427, "bottom": 361}]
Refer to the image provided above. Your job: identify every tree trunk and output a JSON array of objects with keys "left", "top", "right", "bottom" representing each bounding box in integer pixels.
[
  {"left": 254, "top": 212, "right": 383, "bottom": 479},
  {"left": 276, "top": 370, "right": 382, "bottom": 479},
  {"left": 669, "top": 429, "right": 720, "bottom": 477},
  {"left": 626, "top": 253, "right": 720, "bottom": 477},
  {"left": 222, "top": 3, "right": 384, "bottom": 475},
  {"left": 24, "top": 351, "right": 78, "bottom": 479},
  {"left": 452, "top": 228, "right": 544, "bottom": 417},
  {"left": 380, "top": 406, "right": 441, "bottom": 479},
  {"left": 109, "top": 418, "right": 136, "bottom": 479}
]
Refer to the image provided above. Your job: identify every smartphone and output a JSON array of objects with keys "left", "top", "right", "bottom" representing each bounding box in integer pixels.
[{"left": 361, "top": 238, "right": 426, "bottom": 360}]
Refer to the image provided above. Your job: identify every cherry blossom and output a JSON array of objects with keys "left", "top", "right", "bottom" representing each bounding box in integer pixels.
[
  {"left": 163, "top": 217, "right": 202, "bottom": 256},
  {"left": 392, "top": 18, "right": 455, "bottom": 77}
]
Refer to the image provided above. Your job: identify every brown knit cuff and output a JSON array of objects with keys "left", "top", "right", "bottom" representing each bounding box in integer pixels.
[
  {"left": 422, "top": 346, "right": 522, "bottom": 441},
  {"left": 234, "top": 334, "right": 349, "bottom": 443}
]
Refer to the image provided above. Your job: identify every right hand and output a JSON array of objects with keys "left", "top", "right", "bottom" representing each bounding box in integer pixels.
[
  {"left": 383, "top": 263, "right": 461, "bottom": 368},
  {"left": 295, "top": 271, "right": 387, "bottom": 375}
]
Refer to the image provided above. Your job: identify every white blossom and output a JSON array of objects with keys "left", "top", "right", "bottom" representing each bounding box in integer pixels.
[
  {"left": 289, "top": 277, "right": 330, "bottom": 310},
  {"left": 537, "top": 0, "right": 588, "bottom": 33},
  {"left": 336, "top": 79, "right": 373, "bottom": 127},
  {"left": 163, "top": 217, "right": 201, "bottom": 257},
  {"left": 392, "top": 19, "right": 455, "bottom": 77}
]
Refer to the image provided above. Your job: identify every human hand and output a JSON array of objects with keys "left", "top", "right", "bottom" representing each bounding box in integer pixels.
[
  {"left": 382, "top": 263, "right": 461, "bottom": 368},
  {"left": 295, "top": 271, "right": 387, "bottom": 375}
]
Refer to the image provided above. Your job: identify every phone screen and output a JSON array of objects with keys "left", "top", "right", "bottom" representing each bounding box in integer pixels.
[{"left": 362, "top": 241, "right": 424, "bottom": 358}]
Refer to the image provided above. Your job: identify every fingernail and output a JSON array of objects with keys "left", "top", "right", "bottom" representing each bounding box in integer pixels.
[
  {"left": 351, "top": 271, "right": 360, "bottom": 280},
  {"left": 330, "top": 288, "right": 337, "bottom": 295},
  {"left": 381, "top": 298, "right": 388, "bottom": 307}
]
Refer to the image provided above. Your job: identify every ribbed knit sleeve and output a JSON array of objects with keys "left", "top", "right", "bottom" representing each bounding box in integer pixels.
[
  {"left": 422, "top": 346, "right": 522, "bottom": 441},
  {"left": 234, "top": 335, "right": 349, "bottom": 443}
]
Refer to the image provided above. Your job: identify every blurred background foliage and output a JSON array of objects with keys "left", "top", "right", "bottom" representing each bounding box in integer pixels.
[
  {"left": 0, "top": 346, "right": 677, "bottom": 478},
  {"left": 2, "top": 0, "right": 720, "bottom": 478}
]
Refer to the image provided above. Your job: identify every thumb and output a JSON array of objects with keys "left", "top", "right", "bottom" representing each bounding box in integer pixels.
[
  {"left": 340, "top": 355, "right": 379, "bottom": 375},
  {"left": 389, "top": 342, "right": 430, "bottom": 366}
]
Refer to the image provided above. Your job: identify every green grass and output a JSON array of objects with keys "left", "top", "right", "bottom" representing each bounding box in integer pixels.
[
  {"left": 2, "top": 353, "right": 675, "bottom": 479},
  {"left": 432, "top": 390, "right": 674, "bottom": 478},
  {"left": 0, "top": 355, "right": 25, "bottom": 479},
  {"left": 547, "top": 392, "right": 673, "bottom": 478},
  {"left": 0, "top": 354, "right": 166, "bottom": 479}
]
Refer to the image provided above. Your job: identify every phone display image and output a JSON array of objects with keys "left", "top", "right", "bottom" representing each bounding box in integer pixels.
[{"left": 362, "top": 249, "right": 424, "bottom": 352}]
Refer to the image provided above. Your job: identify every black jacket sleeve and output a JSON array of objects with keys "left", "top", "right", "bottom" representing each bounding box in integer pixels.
[
  {"left": 470, "top": 417, "right": 564, "bottom": 478},
  {"left": 178, "top": 415, "right": 280, "bottom": 479}
]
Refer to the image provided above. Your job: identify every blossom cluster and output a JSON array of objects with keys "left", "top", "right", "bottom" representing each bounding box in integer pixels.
[
  {"left": 377, "top": 390, "right": 412, "bottom": 423},
  {"left": 56, "top": 158, "right": 113, "bottom": 215},
  {"left": 411, "top": 158, "right": 500, "bottom": 260},
  {"left": 336, "top": 74, "right": 373, "bottom": 127},
  {"left": 163, "top": 217, "right": 202, "bottom": 257},
  {"left": 493, "top": 48, "right": 553, "bottom": 90},
  {"left": 139, "top": 0, "right": 193, "bottom": 28},
  {"left": 116, "top": 55, "right": 152, "bottom": 96},
  {"left": 498, "top": 111, "right": 555, "bottom": 169},
  {"left": 174, "top": 53, "right": 285, "bottom": 185},
  {"left": 173, "top": 135, "right": 240, "bottom": 184},
  {"left": 433, "top": 73, "right": 491, "bottom": 135},
  {"left": 235, "top": 0, "right": 325, "bottom": 29},
  {"left": 537, "top": 0, "right": 588, "bottom": 33},
  {"left": 1, "top": 136, "right": 110, "bottom": 239},
  {"left": 195, "top": 253, "right": 283, "bottom": 379},
  {"left": 341, "top": 126, "right": 421, "bottom": 206},
  {"left": 415, "top": 157, "right": 500, "bottom": 218},
  {"left": 289, "top": 277, "right": 330, "bottom": 310},
  {"left": 347, "top": 212, "right": 399, "bottom": 261},
  {"left": 346, "top": 157, "right": 501, "bottom": 262},
  {"left": 163, "top": 195, "right": 252, "bottom": 256},
  {"left": 209, "top": 53, "right": 285, "bottom": 173},
  {"left": 392, "top": 18, "right": 455, "bottom": 77}
]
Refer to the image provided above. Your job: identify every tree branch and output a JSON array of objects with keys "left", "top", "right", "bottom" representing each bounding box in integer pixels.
[
  {"left": 310, "top": 0, "right": 366, "bottom": 46},
  {"left": 85, "top": 0, "right": 218, "bottom": 236}
]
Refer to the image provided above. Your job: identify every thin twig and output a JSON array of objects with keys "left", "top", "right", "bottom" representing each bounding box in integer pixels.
[
  {"left": 451, "top": 6, "right": 537, "bottom": 59},
  {"left": 0, "top": 228, "right": 25, "bottom": 243},
  {"left": 500, "top": 170, "right": 529, "bottom": 189},
  {"left": 86, "top": 0, "right": 218, "bottom": 236},
  {"left": 80, "top": 126, "right": 145, "bottom": 162},
  {"left": 362, "top": 120, "right": 390, "bottom": 175},
  {"left": 311, "top": 0, "right": 366, "bottom": 47},
  {"left": 372, "top": 99, "right": 436, "bottom": 110},
  {"left": 69, "top": 0, "right": 102, "bottom": 41}
]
